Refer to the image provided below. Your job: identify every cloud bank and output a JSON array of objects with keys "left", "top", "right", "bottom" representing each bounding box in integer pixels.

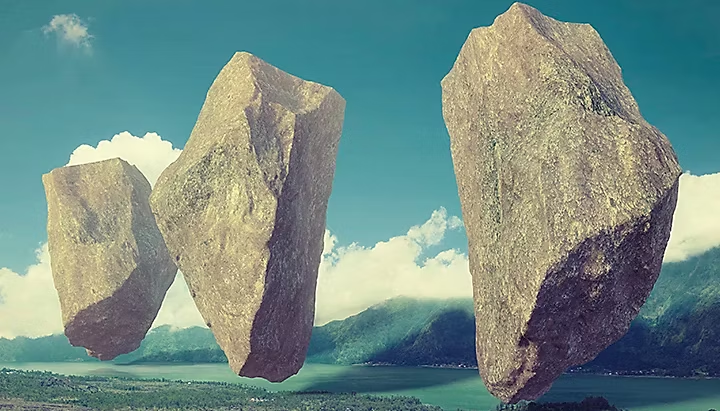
[
  {"left": 0, "top": 132, "right": 718, "bottom": 338},
  {"left": 315, "top": 208, "right": 469, "bottom": 325},
  {"left": 0, "top": 244, "right": 63, "bottom": 339},
  {"left": 42, "top": 14, "right": 93, "bottom": 51},
  {"left": 67, "top": 131, "right": 182, "bottom": 187},
  {"left": 663, "top": 171, "right": 720, "bottom": 263},
  {"left": 151, "top": 272, "right": 206, "bottom": 330}
]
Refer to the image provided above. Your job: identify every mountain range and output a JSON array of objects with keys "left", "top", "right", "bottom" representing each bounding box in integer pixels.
[{"left": 1, "top": 246, "right": 718, "bottom": 377}]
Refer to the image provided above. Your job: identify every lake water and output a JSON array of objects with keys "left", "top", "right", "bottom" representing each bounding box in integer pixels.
[{"left": 2, "top": 362, "right": 720, "bottom": 411}]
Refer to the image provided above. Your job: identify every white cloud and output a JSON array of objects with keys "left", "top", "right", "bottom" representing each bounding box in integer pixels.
[
  {"left": 315, "top": 208, "right": 471, "bottom": 325},
  {"left": 0, "top": 247, "right": 205, "bottom": 338},
  {"left": 42, "top": 14, "right": 93, "bottom": 51},
  {"left": 0, "top": 244, "right": 63, "bottom": 339},
  {"left": 67, "top": 131, "right": 182, "bottom": 187},
  {"left": 151, "top": 272, "right": 207, "bottom": 330},
  {"left": 664, "top": 171, "right": 720, "bottom": 263}
]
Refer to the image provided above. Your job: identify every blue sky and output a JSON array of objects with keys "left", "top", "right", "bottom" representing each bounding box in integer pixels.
[{"left": 0, "top": 0, "right": 719, "bottom": 337}]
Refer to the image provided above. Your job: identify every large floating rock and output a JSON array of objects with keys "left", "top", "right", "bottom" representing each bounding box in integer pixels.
[
  {"left": 150, "top": 52, "right": 345, "bottom": 382},
  {"left": 42, "top": 158, "right": 177, "bottom": 360},
  {"left": 441, "top": 3, "right": 682, "bottom": 403}
]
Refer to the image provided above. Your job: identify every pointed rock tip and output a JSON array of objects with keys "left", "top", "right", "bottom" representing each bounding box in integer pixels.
[
  {"left": 223, "top": 51, "right": 344, "bottom": 109},
  {"left": 46, "top": 158, "right": 149, "bottom": 189},
  {"left": 464, "top": 2, "right": 589, "bottom": 44},
  {"left": 76, "top": 158, "right": 140, "bottom": 175},
  {"left": 501, "top": 2, "right": 544, "bottom": 22},
  {"left": 231, "top": 51, "right": 256, "bottom": 61},
  {"left": 55, "top": 157, "right": 126, "bottom": 172},
  {"left": 507, "top": 2, "right": 534, "bottom": 12},
  {"left": 465, "top": 2, "right": 543, "bottom": 38}
]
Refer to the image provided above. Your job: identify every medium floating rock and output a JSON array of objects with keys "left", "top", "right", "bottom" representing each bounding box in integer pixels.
[
  {"left": 150, "top": 52, "right": 345, "bottom": 382},
  {"left": 42, "top": 158, "right": 177, "bottom": 360},
  {"left": 441, "top": 2, "right": 681, "bottom": 402}
]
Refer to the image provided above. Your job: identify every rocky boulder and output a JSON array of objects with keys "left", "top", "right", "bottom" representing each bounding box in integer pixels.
[
  {"left": 441, "top": 2, "right": 682, "bottom": 402},
  {"left": 42, "top": 158, "right": 177, "bottom": 360},
  {"left": 150, "top": 52, "right": 345, "bottom": 382}
]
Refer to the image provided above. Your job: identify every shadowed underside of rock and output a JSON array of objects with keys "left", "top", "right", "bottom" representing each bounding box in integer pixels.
[
  {"left": 42, "top": 158, "right": 177, "bottom": 360},
  {"left": 441, "top": 2, "right": 682, "bottom": 403},
  {"left": 149, "top": 52, "right": 345, "bottom": 382}
]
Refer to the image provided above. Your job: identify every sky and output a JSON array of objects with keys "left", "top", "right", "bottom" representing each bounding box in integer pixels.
[{"left": 0, "top": 0, "right": 718, "bottom": 339}]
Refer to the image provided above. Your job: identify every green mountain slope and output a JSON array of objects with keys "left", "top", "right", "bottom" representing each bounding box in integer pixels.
[
  {"left": 639, "top": 245, "right": 720, "bottom": 321},
  {"left": 585, "top": 246, "right": 720, "bottom": 376},
  {"left": 0, "top": 334, "right": 95, "bottom": 363},
  {"left": 369, "top": 304, "right": 476, "bottom": 366},
  {"left": 113, "top": 325, "right": 226, "bottom": 364},
  {"left": 0, "top": 326, "right": 224, "bottom": 364},
  {"left": 307, "top": 296, "right": 473, "bottom": 365}
]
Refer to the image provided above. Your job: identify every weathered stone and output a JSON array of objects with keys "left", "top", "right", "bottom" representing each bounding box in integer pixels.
[
  {"left": 441, "top": 3, "right": 681, "bottom": 403},
  {"left": 42, "top": 158, "right": 177, "bottom": 360},
  {"left": 149, "top": 52, "right": 345, "bottom": 382}
]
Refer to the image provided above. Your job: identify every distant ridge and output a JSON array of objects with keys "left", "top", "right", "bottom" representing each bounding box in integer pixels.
[{"left": 307, "top": 296, "right": 476, "bottom": 366}]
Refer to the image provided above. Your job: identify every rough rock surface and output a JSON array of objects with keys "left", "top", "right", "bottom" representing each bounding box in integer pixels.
[
  {"left": 42, "top": 158, "right": 177, "bottom": 360},
  {"left": 441, "top": 3, "right": 682, "bottom": 403},
  {"left": 149, "top": 52, "right": 345, "bottom": 382}
]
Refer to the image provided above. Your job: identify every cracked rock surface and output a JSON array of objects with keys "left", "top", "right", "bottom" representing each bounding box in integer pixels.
[
  {"left": 43, "top": 158, "right": 177, "bottom": 360},
  {"left": 150, "top": 52, "right": 345, "bottom": 382},
  {"left": 441, "top": 2, "right": 682, "bottom": 402}
]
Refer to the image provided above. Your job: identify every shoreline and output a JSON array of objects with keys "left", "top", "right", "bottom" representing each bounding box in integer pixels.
[
  {"left": 5, "top": 361, "right": 720, "bottom": 381},
  {"left": 352, "top": 362, "right": 720, "bottom": 380}
]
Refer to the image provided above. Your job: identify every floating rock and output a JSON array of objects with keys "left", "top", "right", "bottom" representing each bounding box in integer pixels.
[
  {"left": 42, "top": 158, "right": 177, "bottom": 360},
  {"left": 441, "top": 3, "right": 681, "bottom": 402},
  {"left": 150, "top": 52, "right": 345, "bottom": 382}
]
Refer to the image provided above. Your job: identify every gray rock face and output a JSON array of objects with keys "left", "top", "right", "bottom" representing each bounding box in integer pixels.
[
  {"left": 42, "top": 158, "right": 177, "bottom": 360},
  {"left": 149, "top": 52, "right": 345, "bottom": 382},
  {"left": 441, "top": 3, "right": 681, "bottom": 403}
]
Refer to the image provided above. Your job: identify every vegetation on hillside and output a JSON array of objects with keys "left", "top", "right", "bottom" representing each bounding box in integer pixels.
[
  {"left": 0, "top": 333, "right": 95, "bottom": 363},
  {"left": 0, "top": 326, "right": 225, "bottom": 364},
  {"left": 307, "top": 296, "right": 475, "bottom": 365},
  {"left": 368, "top": 303, "right": 476, "bottom": 367},
  {"left": 584, "top": 246, "right": 720, "bottom": 376},
  {"left": 113, "top": 325, "right": 226, "bottom": 364},
  {"left": 0, "top": 369, "right": 648, "bottom": 411},
  {"left": 0, "top": 368, "right": 442, "bottom": 410}
]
